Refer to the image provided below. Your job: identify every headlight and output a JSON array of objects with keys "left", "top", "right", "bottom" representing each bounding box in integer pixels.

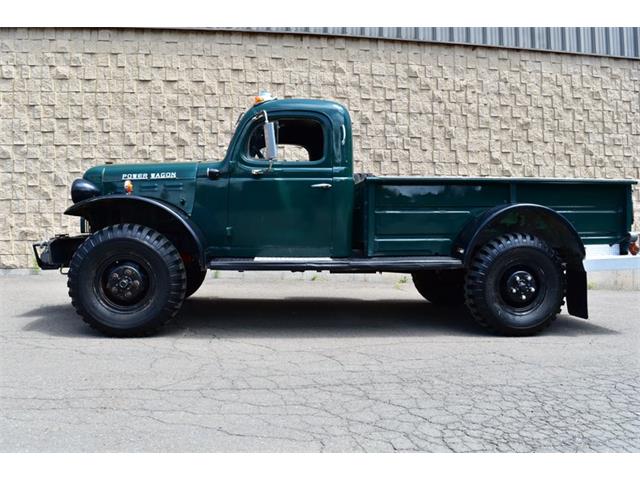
[{"left": 71, "top": 178, "right": 100, "bottom": 203}]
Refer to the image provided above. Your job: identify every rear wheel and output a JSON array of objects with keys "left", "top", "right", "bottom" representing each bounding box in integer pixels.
[
  {"left": 67, "top": 224, "right": 186, "bottom": 337},
  {"left": 464, "top": 233, "right": 565, "bottom": 336},
  {"left": 412, "top": 269, "right": 465, "bottom": 306}
]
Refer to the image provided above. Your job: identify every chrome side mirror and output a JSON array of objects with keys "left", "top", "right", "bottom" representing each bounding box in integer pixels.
[{"left": 263, "top": 120, "right": 278, "bottom": 162}]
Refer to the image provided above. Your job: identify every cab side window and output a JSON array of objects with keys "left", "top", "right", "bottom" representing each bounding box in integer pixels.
[{"left": 246, "top": 117, "right": 324, "bottom": 162}]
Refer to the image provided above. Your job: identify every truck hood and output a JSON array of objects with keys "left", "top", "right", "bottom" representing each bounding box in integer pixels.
[{"left": 82, "top": 162, "right": 200, "bottom": 214}]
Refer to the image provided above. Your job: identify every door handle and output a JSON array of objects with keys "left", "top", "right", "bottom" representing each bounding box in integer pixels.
[
  {"left": 311, "top": 183, "right": 332, "bottom": 189},
  {"left": 251, "top": 160, "right": 274, "bottom": 177},
  {"left": 207, "top": 168, "right": 221, "bottom": 180}
]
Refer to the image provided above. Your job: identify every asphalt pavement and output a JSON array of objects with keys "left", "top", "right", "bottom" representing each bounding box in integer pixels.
[{"left": 1, "top": 271, "right": 639, "bottom": 452}]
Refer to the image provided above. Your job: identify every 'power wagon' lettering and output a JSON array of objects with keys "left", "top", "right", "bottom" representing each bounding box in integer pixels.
[{"left": 121, "top": 172, "right": 177, "bottom": 180}]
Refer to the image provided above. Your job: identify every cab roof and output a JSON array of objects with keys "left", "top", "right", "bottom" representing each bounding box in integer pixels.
[{"left": 243, "top": 98, "right": 349, "bottom": 120}]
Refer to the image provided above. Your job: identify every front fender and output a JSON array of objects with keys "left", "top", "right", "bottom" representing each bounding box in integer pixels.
[{"left": 65, "top": 194, "right": 207, "bottom": 269}]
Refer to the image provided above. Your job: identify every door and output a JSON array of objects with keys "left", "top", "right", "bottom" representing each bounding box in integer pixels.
[{"left": 228, "top": 113, "right": 334, "bottom": 257}]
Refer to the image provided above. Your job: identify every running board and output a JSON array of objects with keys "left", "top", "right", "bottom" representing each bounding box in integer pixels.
[{"left": 207, "top": 256, "right": 462, "bottom": 273}]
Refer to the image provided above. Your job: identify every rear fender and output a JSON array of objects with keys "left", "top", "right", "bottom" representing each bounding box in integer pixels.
[{"left": 455, "top": 203, "right": 588, "bottom": 318}]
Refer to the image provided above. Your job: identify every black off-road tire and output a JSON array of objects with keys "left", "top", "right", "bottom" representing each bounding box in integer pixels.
[
  {"left": 464, "top": 233, "right": 565, "bottom": 336},
  {"left": 184, "top": 261, "right": 207, "bottom": 298},
  {"left": 412, "top": 270, "right": 465, "bottom": 306},
  {"left": 67, "top": 224, "right": 186, "bottom": 337}
]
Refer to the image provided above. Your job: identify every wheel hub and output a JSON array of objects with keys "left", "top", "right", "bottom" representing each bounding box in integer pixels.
[
  {"left": 503, "top": 270, "right": 538, "bottom": 306},
  {"left": 103, "top": 262, "right": 148, "bottom": 305}
]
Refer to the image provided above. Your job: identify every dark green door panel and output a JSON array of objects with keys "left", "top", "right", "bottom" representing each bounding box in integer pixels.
[
  {"left": 228, "top": 169, "right": 334, "bottom": 256},
  {"left": 226, "top": 108, "right": 340, "bottom": 257}
]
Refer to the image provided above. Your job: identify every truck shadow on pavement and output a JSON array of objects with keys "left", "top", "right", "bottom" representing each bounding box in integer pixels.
[{"left": 21, "top": 296, "right": 618, "bottom": 339}]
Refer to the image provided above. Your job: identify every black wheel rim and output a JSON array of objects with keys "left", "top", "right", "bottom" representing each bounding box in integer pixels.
[
  {"left": 94, "top": 255, "right": 153, "bottom": 312},
  {"left": 498, "top": 264, "right": 546, "bottom": 314}
]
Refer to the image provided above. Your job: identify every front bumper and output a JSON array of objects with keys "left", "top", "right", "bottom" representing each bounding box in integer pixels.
[{"left": 33, "top": 234, "right": 89, "bottom": 270}]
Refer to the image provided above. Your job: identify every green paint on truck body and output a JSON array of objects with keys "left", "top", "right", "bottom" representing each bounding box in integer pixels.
[
  {"left": 79, "top": 98, "right": 636, "bottom": 261},
  {"left": 363, "top": 177, "right": 635, "bottom": 256}
]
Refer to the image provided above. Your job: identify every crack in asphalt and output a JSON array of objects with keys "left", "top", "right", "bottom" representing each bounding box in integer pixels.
[{"left": 1, "top": 277, "right": 638, "bottom": 452}]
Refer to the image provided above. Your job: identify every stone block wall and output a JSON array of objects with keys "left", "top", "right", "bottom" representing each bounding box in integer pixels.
[{"left": 0, "top": 28, "right": 638, "bottom": 268}]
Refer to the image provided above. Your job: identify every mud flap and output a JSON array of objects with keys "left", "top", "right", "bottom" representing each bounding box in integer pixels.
[{"left": 566, "top": 268, "right": 588, "bottom": 319}]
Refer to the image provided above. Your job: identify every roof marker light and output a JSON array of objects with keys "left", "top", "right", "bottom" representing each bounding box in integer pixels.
[{"left": 254, "top": 90, "right": 275, "bottom": 104}]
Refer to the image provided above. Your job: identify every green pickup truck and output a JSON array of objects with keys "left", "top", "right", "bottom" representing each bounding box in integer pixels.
[{"left": 34, "top": 95, "right": 639, "bottom": 337}]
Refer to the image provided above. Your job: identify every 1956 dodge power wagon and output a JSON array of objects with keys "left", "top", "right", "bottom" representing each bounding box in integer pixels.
[{"left": 33, "top": 94, "right": 639, "bottom": 337}]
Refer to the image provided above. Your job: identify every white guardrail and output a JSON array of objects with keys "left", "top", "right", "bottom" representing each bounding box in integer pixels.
[{"left": 583, "top": 244, "right": 640, "bottom": 272}]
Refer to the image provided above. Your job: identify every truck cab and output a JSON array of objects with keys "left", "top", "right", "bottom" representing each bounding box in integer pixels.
[{"left": 191, "top": 97, "right": 356, "bottom": 258}]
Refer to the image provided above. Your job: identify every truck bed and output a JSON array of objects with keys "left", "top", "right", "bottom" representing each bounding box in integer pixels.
[{"left": 356, "top": 176, "right": 636, "bottom": 257}]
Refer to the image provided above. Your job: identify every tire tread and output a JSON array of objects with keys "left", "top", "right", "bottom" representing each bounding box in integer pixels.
[
  {"left": 67, "top": 223, "right": 186, "bottom": 337},
  {"left": 464, "top": 233, "right": 565, "bottom": 336}
]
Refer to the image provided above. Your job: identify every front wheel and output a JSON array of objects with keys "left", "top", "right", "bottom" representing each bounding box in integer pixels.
[
  {"left": 464, "top": 233, "right": 565, "bottom": 336},
  {"left": 67, "top": 224, "right": 187, "bottom": 337}
]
